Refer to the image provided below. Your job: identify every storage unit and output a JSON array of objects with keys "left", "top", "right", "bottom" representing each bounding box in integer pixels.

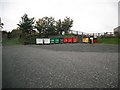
[
  {"left": 82, "top": 38, "right": 89, "bottom": 43},
  {"left": 43, "top": 38, "right": 50, "bottom": 44},
  {"left": 93, "top": 38, "right": 97, "bottom": 43},
  {"left": 36, "top": 38, "right": 43, "bottom": 44},
  {"left": 93, "top": 39, "right": 97, "bottom": 43},
  {"left": 67, "top": 38, "right": 73, "bottom": 43},
  {"left": 50, "top": 38, "right": 55, "bottom": 44},
  {"left": 72, "top": 38, "right": 77, "bottom": 43},
  {"left": 64, "top": 38, "right": 68, "bottom": 43},
  {"left": 60, "top": 38, "right": 64, "bottom": 44},
  {"left": 89, "top": 37, "right": 93, "bottom": 44},
  {"left": 54, "top": 38, "right": 60, "bottom": 44}
]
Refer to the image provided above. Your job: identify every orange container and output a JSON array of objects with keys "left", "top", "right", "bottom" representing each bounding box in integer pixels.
[
  {"left": 72, "top": 38, "right": 77, "bottom": 43},
  {"left": 64, "top": 38, "right": 68, "bottom": 43},
  {"left": 67, "top": 38, "right": 73, "bottom": 43}
]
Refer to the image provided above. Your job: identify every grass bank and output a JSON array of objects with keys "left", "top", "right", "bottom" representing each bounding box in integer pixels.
[
  {"left": 97, "top": 37, "right": 120, "bottom": 45},
  {"left": 2, "top": 36, "right": 120, "bottom": 45},
  {"left": 2, "top": 38, "right": 22, "bottom": 45},
  {"left": 2, "top": 35, "right": 37, "bottom": 45}
]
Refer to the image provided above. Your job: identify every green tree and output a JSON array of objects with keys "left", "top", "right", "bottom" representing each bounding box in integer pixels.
[
  {"left": 11, "top": 28, "right": 22, "bottom": 38},
  {"left": 42, "top": 17, "right": 56, "bottom": 37},
  {"left": 17, "top": 14, "right": 34, "bottom": 39},
  {"left": 33, "top": 16, "right": 74, "bottom": 38},
  {"left": 56, "top": 19, "right": 63, "bottom": 35},
  {"left": 62, "top": 17, "right": 73, "bottom": 35},
  {"left": 35, "top": 19, "right": 44, "bottom": 34},
  {"left": 2, "top": 31, "right": 8, "bottom": 40},
  {"left": 35, "top": 17, "right": 56, "bottom": 37}
]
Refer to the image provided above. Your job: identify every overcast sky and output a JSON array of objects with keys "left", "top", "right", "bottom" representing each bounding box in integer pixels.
[{"left": 0, "top": 0, "right": 119, "bottom": 33}]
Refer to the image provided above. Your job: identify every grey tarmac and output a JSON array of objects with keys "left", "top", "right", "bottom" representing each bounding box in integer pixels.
[{"left": 2, "top": 44, "right": 118, "bottom": 88}]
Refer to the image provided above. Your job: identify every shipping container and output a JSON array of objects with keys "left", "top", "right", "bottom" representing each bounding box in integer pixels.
[
  {"left": 72, "top": 38, "right": 77, "bottom": 43},
  {"left": 44, "top": 38, "right": 50, "bottom": 44},
  {"left": 93, "top": 38, "right": 97, "bottom": 43},
  {"left": 89, "top": 37, "right": 94, "bottom": 44},
  {"left": 54, "top": 38, "right": 60, "bottom": 44},
  {"left": 64, "top": 38, "right": 68, "bottom": 43},
  {"left": 82, "top": 38, "right": 89, "bottom": 43},
  {"left": 93, "top": 39, "right": 97, "bottom": 43},
  {"left": 67, "top": 38, "right": 73, "bottom": 43},
  {"left": 50, "top": 38, "right": 55, "bottom": 44},
  {"left": 60, "top": 38, "right": 64, "bottom": 44},
  {"left": 36, "top": 38, "right": 44, "bottom": 44}
]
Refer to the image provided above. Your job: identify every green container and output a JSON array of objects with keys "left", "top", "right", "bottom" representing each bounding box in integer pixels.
[
  {"left": 50, "top": 38, "right": 55, "bottom": 44},
  {"left": 54, "top": 38, "right": 59, "bottom": 44}
]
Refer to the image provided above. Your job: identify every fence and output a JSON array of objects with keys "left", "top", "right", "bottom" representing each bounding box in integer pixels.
[{"left": 68, "top": 30, "right": 116, "bottom": 38}]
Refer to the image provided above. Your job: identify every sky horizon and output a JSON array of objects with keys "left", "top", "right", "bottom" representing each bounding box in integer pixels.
[{"left": 0, "top": 0, "right": 119, "bottom": 33}]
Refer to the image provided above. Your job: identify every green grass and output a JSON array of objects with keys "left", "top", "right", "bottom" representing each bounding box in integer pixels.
[
  {"left": 2, "top": 35, "right": 39, "bottom": 45},
  {"left": 2, "top": 36, "right": 120, "bottom": 45},
  {"left": 2, "top": 37, "right": 22, "bottom": 45},
  {"left": 97, "top": 37, "right": 120, "bottom": 44}
]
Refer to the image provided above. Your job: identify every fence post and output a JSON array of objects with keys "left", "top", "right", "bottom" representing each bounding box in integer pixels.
[{"left": 77, "top": 31, "right": 78, "bottom": 36}]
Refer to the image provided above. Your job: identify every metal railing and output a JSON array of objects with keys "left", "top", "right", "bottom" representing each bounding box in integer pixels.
[{"left": 68, "top": 30, "right": 116, "bottom": 38}]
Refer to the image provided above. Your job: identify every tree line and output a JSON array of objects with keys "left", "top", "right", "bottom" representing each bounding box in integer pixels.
[
  {"left": 18, "top": 14, "right": 73, "bottom": 38},
  {"left": 2, "top": 14, "right": 73, "bottom": 44}
]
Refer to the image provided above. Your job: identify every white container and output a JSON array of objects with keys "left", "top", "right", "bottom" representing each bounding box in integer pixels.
[
  {"left": 90, "top": 37, "right": 93, "bottom": 40},
  {"left": 44, "top": 38, "right": 50, "bottom": 44},
  {"left": 36, "top": 38, "right": 43, "bottom": 44},
  {"left": 94, "top": 35, "right": 97, "bottom": 38}
]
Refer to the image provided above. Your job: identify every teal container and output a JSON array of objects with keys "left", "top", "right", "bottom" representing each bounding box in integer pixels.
[
  {"left": 54, "top": 38, "right": 59, "bottom": 44},
  {"left": 50, "top": 38, "right": 55, "bottom": 44}
]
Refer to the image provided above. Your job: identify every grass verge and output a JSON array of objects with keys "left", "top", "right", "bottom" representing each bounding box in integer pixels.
[
  {"left": 97, "top": 37, "right": 120, "bottom": 45},
  {"left": 2, "top": 37, "right": 119, "bottom": 45},
  {"left": 2, "top": 38, "right": 22, "bottom": 45}
]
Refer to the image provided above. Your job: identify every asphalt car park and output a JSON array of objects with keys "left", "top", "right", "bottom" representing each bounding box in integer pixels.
[{"left": 2, "top": 44, "right": 118, "bottom": 88}]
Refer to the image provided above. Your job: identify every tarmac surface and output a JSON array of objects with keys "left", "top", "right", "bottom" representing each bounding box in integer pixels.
[{"left": 2, "top": 43, "right": 118, "bottom": 88}]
